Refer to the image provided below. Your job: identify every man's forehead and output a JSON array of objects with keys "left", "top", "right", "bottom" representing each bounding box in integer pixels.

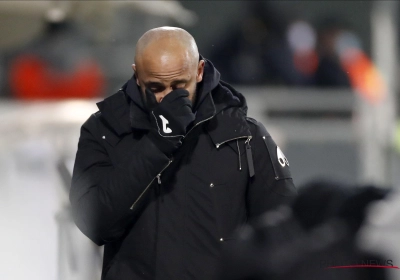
[
  {"left": 137, "top": 51, "right": 195, "bottom": 77},
  {"left": 141, "top": 65, "right": 192, "bottom": 81}
]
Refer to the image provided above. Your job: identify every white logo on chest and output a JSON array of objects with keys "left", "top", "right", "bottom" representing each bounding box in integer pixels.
[
  {"left": 277, "top": 146, "right": 289, "bottom": 167},
  {"left": 159, "top": 115, "right": 172, "bottom": 133}
]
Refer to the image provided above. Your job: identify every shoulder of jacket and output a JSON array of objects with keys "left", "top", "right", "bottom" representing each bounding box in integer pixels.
[
  {"left": 93, "top": 111, "right": 102, "bottom": 118},
  {"left": 85, "top": 89, "right": 127, "bottom": 125},
  {"left": 103, "top": 89, "right": 127, "bottom": 103},
  {"left": 80, "top": 111, "right": 99, "bottom": 132},
  {"left": 82, "top": 110, "right": 106, "bottom": 132},
  {"left": 245, "top": 117, "right": 258, "bottom": 126},
  {"left": 246, "top": 117, "right": 271, "bottom": 136},
  {"left": 96, "top": 90, "right": 127, "bottom": 111}
]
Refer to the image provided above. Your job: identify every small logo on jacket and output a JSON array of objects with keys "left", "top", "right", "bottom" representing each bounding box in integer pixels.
[
  {"left": 277, "top": 147, "right": 289, "bottom": 167},
  {"left": 159, "top": 115, "right": 172, "bottom": 133}
]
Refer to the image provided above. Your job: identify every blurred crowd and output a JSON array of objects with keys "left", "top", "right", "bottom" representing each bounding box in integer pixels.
[
  {"left": 208, "top": 2, "right": 385, "bottom": 103},
  {"left": 0, "top": 1, "right": 385, "bottom": 103}
]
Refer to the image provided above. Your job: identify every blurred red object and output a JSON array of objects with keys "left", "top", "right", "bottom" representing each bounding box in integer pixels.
[
  {"left": 9, "top": 54, "right": 105, "bottom": 99},
  {"left": 340, "top": 48, "right": 386, "bottom": 104},
  {"left": 293, "top": 50, "right": 319, "bottom": 76}
]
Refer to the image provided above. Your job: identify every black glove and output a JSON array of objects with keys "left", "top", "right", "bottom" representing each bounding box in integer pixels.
[{"left": 145, "top": 88, "right": 195, "bottom": 156}]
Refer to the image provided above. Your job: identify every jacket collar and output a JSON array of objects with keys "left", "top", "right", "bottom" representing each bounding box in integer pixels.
[
  {"left": 125, "top": 77, "right": 153, "bottom": 131},
  {"left": 125, "top": 60, "right": 221, "bottom": 133},
  {"left": 206, "top": 99, "right": 251, "bottom": 149},
  {"left": 95, "top": 59, "right": 250, "bottom": 144},
  {"left": 95, "top": 82, "right": 251, "bottom": 147}
]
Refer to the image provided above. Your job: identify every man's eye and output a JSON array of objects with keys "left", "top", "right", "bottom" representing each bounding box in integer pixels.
[
  {"left": 151, "top": 88, "right": 162, "bottom": 93},
  {"left": 173, "top": 84, "right": 186, "bottom": 90}
]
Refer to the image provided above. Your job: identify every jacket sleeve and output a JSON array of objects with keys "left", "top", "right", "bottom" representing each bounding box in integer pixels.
[
  {"left": 69, "top": 114, "right": 170, "bottom": 245},
  {"left": 246, "top": 120, "right": 297, "bottom": 220}
]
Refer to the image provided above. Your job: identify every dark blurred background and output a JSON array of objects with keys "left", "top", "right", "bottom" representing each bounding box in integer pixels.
[{"left": 0, "top": 1, "right": 399, "bottom": 279}]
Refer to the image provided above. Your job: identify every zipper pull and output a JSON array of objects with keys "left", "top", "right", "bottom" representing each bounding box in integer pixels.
[
  {"left": 156, "top": 174, "right": 161, "bottom": 184},
  {"left": 237, "top": 139, "right": 242, "bottom": 171},
  {"left": 245, "top": 137, "right": 255, "bottom": 178}
]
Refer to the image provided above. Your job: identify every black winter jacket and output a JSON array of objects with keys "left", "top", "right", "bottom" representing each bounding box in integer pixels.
[{"left": 70, "top": 59, "right": 296, "bottom": 280}]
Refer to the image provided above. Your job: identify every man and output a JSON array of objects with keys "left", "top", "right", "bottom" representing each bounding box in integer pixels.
[{"left": 70, "top": 27, "right": 296, "bottom": 280}]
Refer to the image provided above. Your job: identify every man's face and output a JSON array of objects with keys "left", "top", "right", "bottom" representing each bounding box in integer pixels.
[{"left": 133, "top": 51, "right": 204, "bottom": 104}]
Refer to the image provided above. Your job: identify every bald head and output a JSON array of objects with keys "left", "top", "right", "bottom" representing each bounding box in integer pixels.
[
  {"left": 134, "top": 27, "right": 199, "bottom": 70},
  {"left": 132, "top": 27, "right": 205, "bottom": 104}
]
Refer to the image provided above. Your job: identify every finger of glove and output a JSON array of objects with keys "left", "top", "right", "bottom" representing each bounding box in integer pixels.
[
  {"left": 170, "top": 95, "right": 193, "bottom": 110},
  {"left": 161, "top": 89, "right": 190, "bottom": 104},
  {"left": 155, "top": 104, "right": 195, "bottom": 125},
  {"left": 173, "top": 102, "right": 194, "bottom": 117},
  {"left": 145, "top": 88, "right": 158, "bottom": 111},
  {"left": 159, "top": 101, "right": 193, "bottom": 120}
]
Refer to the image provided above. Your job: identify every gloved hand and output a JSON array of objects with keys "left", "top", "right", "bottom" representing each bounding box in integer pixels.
[{"left": 145, "top": 88, "right": 195, "bottom": 156}]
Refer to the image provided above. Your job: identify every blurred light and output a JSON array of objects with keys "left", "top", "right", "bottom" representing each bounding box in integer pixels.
[
  {"left": 58, "top": 100, "right": 100, "bottom": 123},
  {"left": 335, "top": 31, "right": 362, "bottom": 58},
  {"left": 287, "top": 20, "right": 319, "bottom": 76},
  {"left": 340, "top": 48, "right": 386, "bottom": 103},
  {"left": 45, "top": 7, "right": 67, "bottom": 23},
  {"left": 287, "top": 20, "right": 316, "bottom": 53}
]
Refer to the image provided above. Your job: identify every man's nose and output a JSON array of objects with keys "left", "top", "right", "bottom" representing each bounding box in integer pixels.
[{"left": 157, "top": 88, "right": 173, "bottom": 103}]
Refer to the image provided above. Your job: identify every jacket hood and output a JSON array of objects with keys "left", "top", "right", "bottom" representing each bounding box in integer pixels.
[
  {"left": 97, "top": 56, "right": 248, "bottom": 135},
  {"left": 192, "top": 56, "right": 220, "bottom": 111},
  {"left": 124, "top": 55, "right": 246, "bottom": 114},
  {"left": 194, "top": 56, "right": 247, "bottom": 114}
]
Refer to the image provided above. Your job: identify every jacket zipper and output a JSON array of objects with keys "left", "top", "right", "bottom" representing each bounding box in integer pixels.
[
  {"left": 182, "top": 114, "right": 215, "bottom": 139},
  {"left": 215, "top": 136, "right": 252, "bottom": 149},
  {"left": 217, "top": 136, "right": 254, "bottom": 176},
  {"left": 129, "top": 113, "right": 216, "bottom": 210},
  {"left": 130, "top": 159, "right": 173, "bottom": 210},
  {"left": 245, "top": 137, "right": 255, "bottom": 177},
  {"left": 237, "top": 140, "right": 241, "bottom": 171}
]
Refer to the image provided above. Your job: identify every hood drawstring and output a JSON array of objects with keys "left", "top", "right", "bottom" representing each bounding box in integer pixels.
[{"left": 237, "top": 139, "right": 242, "bottom": 171}]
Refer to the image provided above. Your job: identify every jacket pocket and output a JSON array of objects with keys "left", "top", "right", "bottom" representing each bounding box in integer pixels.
[
  {"left": 209, "top": 183, "right": 236, "bottom": 240},
  {"left": 187, "top": 167, "right": 235, "bottom": 240},
  {"left": 186, "top": 143, "right": 248, "bottom": 241}
]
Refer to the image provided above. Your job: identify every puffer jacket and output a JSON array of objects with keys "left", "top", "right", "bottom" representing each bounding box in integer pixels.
[{"left": 70, "top": 58, "right": 296, "bottom": 280}]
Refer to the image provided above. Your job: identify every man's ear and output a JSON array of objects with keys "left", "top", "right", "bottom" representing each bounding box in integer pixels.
[
  {"left": 196, "top": 60, "right": 205, "bottom": 83},
  {"left": 132, "top": 64, "right": 139, "bottom": 85}
]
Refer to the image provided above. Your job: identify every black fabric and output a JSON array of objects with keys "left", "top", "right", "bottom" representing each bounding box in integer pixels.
[
  {"left": 292, "top": 181, "right": 390, "bottom": 233},
  {"left": 70, "top": 58, "right": 297, "bottom": 280},
  {"left": 262, "top": 135, "right": 292, "bottom": 181},
  {"left": 193, "top": 56, "right": 221, "bottom": 112},
  {"left": 217, "top": 182, "right": 390, "bottom": 280}
]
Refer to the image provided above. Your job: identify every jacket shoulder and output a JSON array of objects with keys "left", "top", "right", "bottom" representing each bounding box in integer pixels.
[
  {"left": 246, "top": 117, "right": 271, "bottom": 138},
  {"left": 93, "top": 111, "right": 101, "bottom": 118},
  {"left": 82, "top": 110, "right": 102, "bottom": 128},
  {"left": 82, "top": 89, "right": 127, "bottom": 131}
]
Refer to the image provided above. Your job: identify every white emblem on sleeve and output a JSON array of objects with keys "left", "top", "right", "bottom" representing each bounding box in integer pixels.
[
  {"left": 159, "top": 115, "right": 172, "bottom": 133},
  {"left": 277, "top": 146, "right": 289, "bottom": 167}
]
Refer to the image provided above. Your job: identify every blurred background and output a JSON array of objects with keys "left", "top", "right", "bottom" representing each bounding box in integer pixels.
[{"left": 0, "top": 1, "right": 399, "bottom": 279}]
